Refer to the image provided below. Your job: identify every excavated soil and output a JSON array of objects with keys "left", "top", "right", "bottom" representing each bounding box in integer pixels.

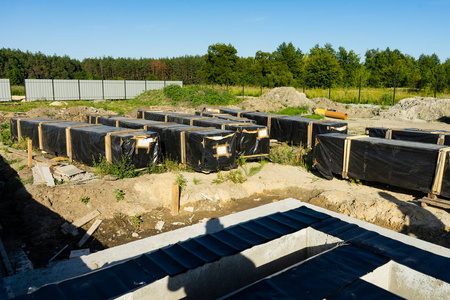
[
  {"left": 1, "top": 88, "right": 450, "bottom": 273},
  {"left": 382, "top": 96, "right": 450, "bottom": 121}
]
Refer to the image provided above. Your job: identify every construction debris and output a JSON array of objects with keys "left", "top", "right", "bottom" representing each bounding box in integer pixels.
[
  {"left": 53, "top": 165, "right": 84, "bottom": 181},
  {"left": 61, "top": 210, "right": 101, "bottom": 236},
  {"left": 155, "top": 221, "right": 165, "bottom": 231},
  {"left": 48, "top": 245, "right": 68, "bottom": 263},
  {"left": 69, "top": 249, "right": 90, "bottom": 259},
  {"left": 78, "top": 220, "right": 102, "bottom": 247}
]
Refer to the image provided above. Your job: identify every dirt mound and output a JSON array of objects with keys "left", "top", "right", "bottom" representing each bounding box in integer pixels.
[
  {"left": 13, "top": 106, "right": 116, "bottom": 123},
  {"left": 312, "top": 97, "right": 380, "bottom": 118},
  {"left": 382, "top": 97, "right": 450, "bottom": 121},
  {"left": 239, "top": 87, "right": 314, "bottom": 112}
]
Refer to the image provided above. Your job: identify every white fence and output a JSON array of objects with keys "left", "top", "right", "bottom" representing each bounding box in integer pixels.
[
  {"left": 24, "top": 79, "right": 183, "bottom": 101},
  {"left": 0, "top": 79, "right": 12, "bottom": 101}
]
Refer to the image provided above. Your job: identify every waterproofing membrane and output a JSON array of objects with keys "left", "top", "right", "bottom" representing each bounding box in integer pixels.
[
  {"left": 224, "top": 244, "right": 390, "bottom": 299},
  {"left": 313, "top": 133, "right": 449, "bottom": 195},
  {"left": 116, "top": 119, "right": 167, "bottom": 130},
  {"left": 166, "top": 114, "right": 211, "bottom": 125},
  {"left": 20, "top": 205, "right": 449, "bottom": 299},
  {"left": 193, "top": 118, "right": 270, "bottom": 159},
  {"left": 146, "top": 123, "right": 237, "bottom": 172},
  {"left": 270, "top": 116, "right": 348, "bottom": 147},
  {"left": 69, "top": 125, "right": 159, "bottom": 167},
  {"left": 366, "top": 127, "right": 449, "bottom": 145},
  {"left": 141, "top": 111, "right": 183, "bottom": 122},
  {"left": 96, "top": 116, "right": 131, "bottom": 127},
  {"left": 10, "top": 118, "right": 55, "bottom": 148},
  {"left": 195, "top": 111, "right": 256, "bottom": 123},
  {"left": 41, "top": 121, "right": 84, "bottom": 156}
]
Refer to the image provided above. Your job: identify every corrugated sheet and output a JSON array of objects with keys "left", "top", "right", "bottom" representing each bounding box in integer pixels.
[
  {"left": 25, "top": 79, "right": 53, "bottom": 101},
  {"left": 103, "top": 80, "right": 125, "bottom": 99},
  {"left": 80, "top": 80, "right": 103, "bottom": 100},
  {"left": 54, "top": 79, "right": 79, "bottom": 101},
  {"left": 0, "top": 78, "right": 11, "bottom": 101},
  {"left": 125, "top": 80, "right": 146, "bottom": 99},
  {"left": 23, "top": 80, "right": 182, "bottom": 101}
]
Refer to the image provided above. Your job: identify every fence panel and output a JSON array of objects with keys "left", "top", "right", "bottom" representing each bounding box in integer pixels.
[
  {"left": 54, "top": 79, "right": 79, "bottom": 101},
  {"left": 146, "top": 81, "right": 165, "bottom": 90},
  {"left": 104, "top": 80, "right": 125, "bottom": 99},
  {"left": 126, "top": 80, "right": 146, "bottom": 99},
  {"left": 25, "top": 79, "right": 53, "bottom": 101},
  {"left": 24, "top": 79, "right": 183, "bottom": 101},
  {"left": 0, "top": 79, "right": 11, "bottom": 102},
  {"left": 80, "top": 80, "right": 103, "bottom": 100}
]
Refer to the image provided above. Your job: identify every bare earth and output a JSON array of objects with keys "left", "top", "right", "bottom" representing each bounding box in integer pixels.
[{"left": 1, "top": 88, "right": 449, "bottom": 271}]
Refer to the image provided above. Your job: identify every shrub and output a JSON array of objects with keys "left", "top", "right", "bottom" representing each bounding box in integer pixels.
[{"left": 93, "top": 155, "right": 137, "bottom": 179}]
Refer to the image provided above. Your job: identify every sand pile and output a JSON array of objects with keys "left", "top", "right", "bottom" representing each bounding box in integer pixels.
[
  {"left": 239, "top": 87, "right": 314, "bottom": 112},
  {"left": 382, "top": 97, "right": 450, "bottom": 121}
]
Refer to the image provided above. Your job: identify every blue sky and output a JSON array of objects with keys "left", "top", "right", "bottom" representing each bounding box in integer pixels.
[{"left": 1, "top": 0, "right": 449, "bottom": 62}]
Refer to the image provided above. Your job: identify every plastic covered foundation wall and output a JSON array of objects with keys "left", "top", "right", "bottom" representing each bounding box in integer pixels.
[
  {"left": 136, "top": 110, "right": 270, "bottom": 161},
  {"left": 313, "top": 133, "right": 450, "bottom": 198},
  {"left": 9, "top": 118, "right": 159, "bottom": 168},
  {"left": 366, "top": 127, "right": 450, "bottom": 146},
  {"left": 219, "top": 108, "right": 348, "bottom": 148},
  {"left": 86, "top": 114, "right": 239, "bottom": 172}
]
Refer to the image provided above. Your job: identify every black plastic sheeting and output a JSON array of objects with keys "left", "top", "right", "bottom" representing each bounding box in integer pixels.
[
  {"left": 96, "top": 116, "right": 131, "bottom": 127},
  {"left": 195, "top": 111, "right": 256, "bottom": 123},
  {"left": 270, "top": 116, "right": 348, "bottom": 147},
  {"left": 193, "top": 118, "right": 270, "bottom": 159},
  {"left": 313, "top": 133, "right": 447, "bottom": 195},
  {"left": 140, "top": 111, "right": 183, "bottom": 122},
  {"left": 19, "top": 205, "right": 450, "bottom": 299},
  {"left": 70, "top": 125, "right": 159, "bottom": 167},
  {"left": 166, "top": 114, "right": 210, "bottom": 125},
  {"left": 41, "top": 121, "right": 84, "bottom": 156},
  {"left": 224, "top": 244, "right": 391, "bottom": 299},
  {"left": 366, "top": 127, "right": 450, "bottom": 146},
  {"left": 116, "top": 119, "right": 167, "bottom": 130},
  {"left": 10, "top": 118, "right": 56, "bottom": 148},
  {"left": 146, "top": 123, "right": 237, "bottom": 172}
]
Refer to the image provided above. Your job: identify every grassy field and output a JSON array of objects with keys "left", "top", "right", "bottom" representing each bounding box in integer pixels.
[{"left": 3, "top": 85, "right": 450, "bottom": 115}]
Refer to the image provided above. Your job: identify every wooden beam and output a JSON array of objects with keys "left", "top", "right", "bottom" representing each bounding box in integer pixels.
[
  {"left": 78, "top": 219, "right": 102, "bottom": 247},
  {"left": 6, "top": 146, "right": 57, "bottom": 165},
  {"left": 27, "top": 139, "right": 33, "bottom": 167},
  {"left": 172, "top": 183, "right": 179, "bottom": 216}
]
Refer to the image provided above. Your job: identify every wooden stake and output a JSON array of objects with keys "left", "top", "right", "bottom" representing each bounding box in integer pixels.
[
  {"left": 172, "top": 183, "right": 179, "bottom": 215},
  {"left": 27, "top": 139, "right": 33, "bottom": 167}
]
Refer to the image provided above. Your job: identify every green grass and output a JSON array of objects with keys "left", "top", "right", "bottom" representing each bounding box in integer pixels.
[
  {"left": 304, "top": 87, "right": 450, "bottom": 106},
  {"left": 275, "top": 106, "right": 310, "bottom": 116},
  {"left": 11, "top": 85, "right": 25, "bottom": 96}
]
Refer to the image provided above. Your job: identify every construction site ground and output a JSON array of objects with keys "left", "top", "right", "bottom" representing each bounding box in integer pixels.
[{"left": 1, "top": 88, "right": 450, "bottom": 274}]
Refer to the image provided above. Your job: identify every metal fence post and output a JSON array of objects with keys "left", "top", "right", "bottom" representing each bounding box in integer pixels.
[
  {"left": 8, "top": 79, "right": 12, "bottom": 101},
  {"left": 242, "top": 77, "right": 245, "bottom": 98},
  {"left": 52, "top": 79, "right": 55, "bottom": 101},
  {"left": 145, "top": 80, "right": 147, "bottom": 91},
  {"left": 392, "top": 74, "right": 397, "bottom": 106},
  {"left": 358, "top": 75, "right": 362, "bottom": 104},
  {"left": 102, "top": 79, "right": 105, "bottom": 100},
  {"left": 164, "top": 80, "right": 166, "bottom": 87},
  {"left": 226, "top": 78, "right": 229, "bottom": 92},
  {"left": 280, "top": 76, "right": 282, "bottom": 87},
  {"left": 303, "top": 77, "right": 306, "bottom": 93},
  {"left": 24, "top": 79, "right": 27, "bottom": 101},
  {"left": 78, "top": 79, "right": 81, "bottom": 100},
  {"left": 212, "top": 79, "right": 214, "bottom": 90},
  {"left": 124, "top": 80, "right": 127, "bottom": 99},
  {"left": 435, "top": 73, "right": 439, "bottom": 98}
]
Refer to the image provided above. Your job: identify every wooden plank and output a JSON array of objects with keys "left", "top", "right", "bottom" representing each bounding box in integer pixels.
[
  {"left": 73, "top": 210, "right": 101, "bottom": 227},
  {"left": 27, "top": 139, "right": 33, "bottom": 167},
  {"left": 78, "top": 219, "right": 102, "bottom": 247},
  {"left": 41, "top": 166, "right": 55, "bottom": 186},
  {"left": 172, "top": 183, "right": 179, "bottom": 216},
  {"left": 69, "top": 249, "right": 90, "bottom": 259},
  {"left": 6, "top": 147, "right": 58, "bottom": 165},
  {"left": 419, "top": 198, "right": 450, "bottom": 209}
]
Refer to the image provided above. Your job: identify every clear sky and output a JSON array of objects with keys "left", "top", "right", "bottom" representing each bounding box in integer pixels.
[{"left": 1, "top": 0, "right": 449, "bottom": 62}]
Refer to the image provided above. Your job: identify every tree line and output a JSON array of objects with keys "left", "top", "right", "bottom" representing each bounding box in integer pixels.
[{"left": 1, "top": 43, "right": 450, "bottom": 92}]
